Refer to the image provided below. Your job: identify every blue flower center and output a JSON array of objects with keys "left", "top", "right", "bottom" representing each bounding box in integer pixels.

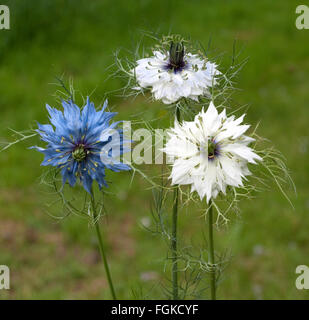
[{"left": 72, "top": 144, "right": 87, "bottom": 162}]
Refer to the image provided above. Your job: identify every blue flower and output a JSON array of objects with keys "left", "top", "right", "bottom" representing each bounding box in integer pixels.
[{"left": 32, "top": 98, "right": 131, "bottom": 194}]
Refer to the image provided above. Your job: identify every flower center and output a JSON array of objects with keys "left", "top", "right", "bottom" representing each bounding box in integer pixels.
[
  {"left": 208, "top": 139, "right": 219, "bottom": 160},
  {"left": 72, "top": 144, "right": 87, "bottom": 162},
  {"left": 167, "top": 41, "right": 186, "bottom": 73}
]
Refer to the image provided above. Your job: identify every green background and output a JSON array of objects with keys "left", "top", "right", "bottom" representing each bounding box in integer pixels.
[{"left": 0, "top": 0, "right": 308, "bottom": 299}]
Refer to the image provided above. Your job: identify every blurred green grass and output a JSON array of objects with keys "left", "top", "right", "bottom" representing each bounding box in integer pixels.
[{"left": 0, "top": 0, "right": 308, "bottom": 299}]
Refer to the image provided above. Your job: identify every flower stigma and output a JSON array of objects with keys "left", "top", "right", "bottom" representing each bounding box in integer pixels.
[
  {"left": 208, "top": 139, "right": 219, "bottom": 160},
  {"left": 72, "top": 144, "right": 87, "bottom": 162},
  {"left": 166, "top": 41, "right": 186, "bottom": 73}
]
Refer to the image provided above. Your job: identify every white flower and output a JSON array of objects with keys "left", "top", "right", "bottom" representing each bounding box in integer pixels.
[
  {"left": 133, "top": 42, "right": 221, "bottom": 104},
  {"left": 163, "top": 101, "right": 262, "bottom": 203}
]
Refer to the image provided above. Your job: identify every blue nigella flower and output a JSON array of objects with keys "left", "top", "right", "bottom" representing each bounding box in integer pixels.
[{"left": 32, "top": 98, "right": 131, "bottom": 194}]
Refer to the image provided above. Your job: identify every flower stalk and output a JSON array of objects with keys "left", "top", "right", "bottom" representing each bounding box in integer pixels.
[
  {"left": 207, "top": 200, "right": 216, "bottom": 300},
  {"left": 171, "top": 105, "right": 181, "bottom": 300},
  {"left": 172, "top": 186, "right": 179, "bottom": 300},
  {"left": 91, "top": 190, "right": 117, "bottom": 300}
]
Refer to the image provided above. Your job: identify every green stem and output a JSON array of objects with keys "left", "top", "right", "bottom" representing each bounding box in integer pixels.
[
  {"left": 207, "top": 201, "right": 216, "bottom": 300},
  {"left": 171, "top": 105, "right": 181, "bottom": 300},
  {"left": 91, "top": 190, "right": 117, "bottom": 300},
  {"left": 172, "top": 186, "right": 179, "bottom": 300}
]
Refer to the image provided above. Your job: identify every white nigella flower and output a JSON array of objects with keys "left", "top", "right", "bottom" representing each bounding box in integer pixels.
[
  {"left": 133, "top": 42, "right": 221, "bottom": 104},
  {"left": 163, "top": 101, "right": 262, "bottom": 203}
]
